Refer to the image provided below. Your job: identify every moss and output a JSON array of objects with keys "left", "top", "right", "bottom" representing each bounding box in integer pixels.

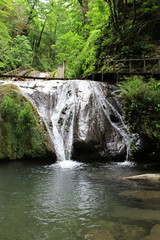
[{"left": 0, "top": 84, "right": 56, "bottom": 161}]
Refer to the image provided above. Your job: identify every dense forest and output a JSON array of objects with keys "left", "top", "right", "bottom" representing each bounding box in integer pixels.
[{"left": 0, "top": 0, "right": 160, "bottom": 78}]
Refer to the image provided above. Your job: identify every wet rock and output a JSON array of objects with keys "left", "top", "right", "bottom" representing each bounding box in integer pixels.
[
  {"left": 108, "top": 222, "right": 146, "bottom": 240},
  {"left": 109, "top": 206, "right": 160, "bottom": 221},
  {"left": 141, "top": 224, "right": 160, "bottom": 240},
  {"left": 83, "top": 220, "right": 147, "bottom": 240},
  {"left": 72, "top": 81, "right": 130, "bottom": 161},
  {"left": 123, "top": 174, "right": 160, "bottom": 182},
  {"left": 120, "top": 190, "right": 160, "bottom": 201},
  {"left": 83, "top": 229, "right": 115, "bottom": 240}
]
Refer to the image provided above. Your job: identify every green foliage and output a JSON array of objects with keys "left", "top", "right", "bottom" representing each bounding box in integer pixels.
[
  {"left": 121, "top": 41, "right": 154, "bottom": 59},
  {"left": 11, "top": 35, "right": 33, "bottom": 67},
  {"left": 3, "top": 35, "right": 33, "bottom": 71},
  {"left": 0, "top": 35, "right": 33, "bottom": 72},
  {"left": 117, "top": 76, "right": 160, "bottom": 146},
  {"left": 0, "top": 0, "right": 160, "bottom": 76},
  {"left": 116, "top": 76, "right": 146, "bottom": 100},
  {"left": 0, "top": 0, "right": 13, "bottom": 72},
  {"left": 0, "top": 90, "right": 46, "bottom": 159},
  {"left": 67, "top": 29, "right": 102, "bottom": 78}
]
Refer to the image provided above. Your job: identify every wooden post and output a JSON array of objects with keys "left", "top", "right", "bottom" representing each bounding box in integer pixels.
[
  {"left": 63, "top": 62, "right": 65, "bottom": 79},
  {"left": 129, "top": 61, "right": 132, "bottom": 73},
  {"left": 143, "top": 60, "right": 146, "bottom": 73},
  {"left": 158, "top": 59, "right": 160, "bottom": 73},
  {"left": 57, "top": 66, "right": 64, "bottom": 79},
  {"left": 113, "top": 61, "right": 116, "bottom": 73},
  {"left": 101, "top": 72, "right": 104, "bottom": 82},
  {"left": 116, "top": 73, "right": 119, "bottom": 83}
]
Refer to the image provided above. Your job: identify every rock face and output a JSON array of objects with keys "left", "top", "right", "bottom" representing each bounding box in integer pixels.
[
  {"left": 0, "top": 84, "right": 56, "bottom": 161},
  {"left": 0, "top": 80, "right": 140, "bottom": 161}
]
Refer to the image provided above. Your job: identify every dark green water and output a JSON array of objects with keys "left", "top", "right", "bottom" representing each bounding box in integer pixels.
[{"left": 0, "top": 160, "right": 160, "bottom": 240}]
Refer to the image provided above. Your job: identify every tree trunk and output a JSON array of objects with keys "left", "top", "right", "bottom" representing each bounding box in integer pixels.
[
  {"left": 77, "top": 0, "right": 88, "bottom": 15},
  {"left": 107, "top": 0, "right": 120, "bottom": 34},
  {"left": 35, "top": 19, "right": 46, "bottom": 51},
  {"left": 22, "top": 0, "right": 38, "bottom": 36},
  {"left": 51, "top": 22, "right": 57, "bottom": 64},
  {"left": 132, "top": 0, "right": 136, "bottom": 24}
]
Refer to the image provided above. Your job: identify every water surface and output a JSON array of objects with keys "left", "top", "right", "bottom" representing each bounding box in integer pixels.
[{"left": 0, "top": 160, "right": 160, "bottom": 240}]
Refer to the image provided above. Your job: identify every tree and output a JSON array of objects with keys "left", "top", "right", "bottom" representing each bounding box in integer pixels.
[
  {"left": 0, "top": 0, "right": 160, "bottom": 75},
  {"left": 0, "top": 0, "right": 13, "bottom": 70}
]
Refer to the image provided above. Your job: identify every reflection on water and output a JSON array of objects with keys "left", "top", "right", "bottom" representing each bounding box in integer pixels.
[{"left": 0, "top": 160, "right": 160, "bottom": 240}]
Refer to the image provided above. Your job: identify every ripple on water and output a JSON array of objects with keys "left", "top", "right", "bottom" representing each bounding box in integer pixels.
[{"left": 0, "top": 160, "right": 160, "bottom": 240}]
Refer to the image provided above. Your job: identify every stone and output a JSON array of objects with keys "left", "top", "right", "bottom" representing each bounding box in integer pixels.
[
  {"left": 141, "top": 224, "right": 160, "bottom": 240},
  {"left": 120, "top": 190, "right": 160, "bottom": 200},
  {"left": 123, "top": 174, "right": 160, "bottom": 182},
  {"left": 83, "top": 220, "right": 147, "bottom": 240},
  {"left": 109, "top": 206, "right": 160, "bottom": 221},
  {"left": 83, "top": 229, "right": 115, "bottom": 240}
]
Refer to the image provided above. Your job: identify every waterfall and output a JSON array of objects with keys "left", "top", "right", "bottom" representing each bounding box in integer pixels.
[{"left": 0, "top": 79, "right": 140, "bottom": 161}]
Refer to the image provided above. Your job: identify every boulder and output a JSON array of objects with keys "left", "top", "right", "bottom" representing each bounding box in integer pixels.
[{"left": 0, "top": 84, "right": 56, "bottom": 161}]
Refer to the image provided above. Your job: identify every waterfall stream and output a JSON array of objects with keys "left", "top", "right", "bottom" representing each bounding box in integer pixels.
[{"left": 0, "top": 79, "right": 140, "bottom": 161}]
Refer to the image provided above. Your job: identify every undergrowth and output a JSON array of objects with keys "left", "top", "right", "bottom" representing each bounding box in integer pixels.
[{"left": 116, "top": 76, "right": 160, "bottom": 148}]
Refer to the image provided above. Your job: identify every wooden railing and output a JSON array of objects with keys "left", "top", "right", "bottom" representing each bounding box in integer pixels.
[
  {"left": 0, "top": 58, "right": 160, "bottom": 83},
  {"left": 105, "top": 57, "right": 160, "bottom": 74}
]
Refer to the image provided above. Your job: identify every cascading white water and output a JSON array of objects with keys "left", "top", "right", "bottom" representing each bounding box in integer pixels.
[
  {"left": 49, "top": 81, "right": 76, "bottom": 160},
  {"left": 15, "top": 80, "right": 77, "bottom": 161},
  {"left": 92, "top": 82, "right": 132, "bottom": 158},
  {"left": 0, "top": 79, "right": 139, "bottom": 161}
]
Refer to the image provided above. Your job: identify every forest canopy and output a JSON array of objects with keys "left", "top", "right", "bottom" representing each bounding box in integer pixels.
[{"left": 0, "top": 0, "right": 160, "bottom": 78}]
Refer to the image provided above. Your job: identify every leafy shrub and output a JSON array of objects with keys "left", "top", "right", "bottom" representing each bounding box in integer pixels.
[
  {"left": 11, "top": 35, "right": 33, "bottom": 68},
  {"left": 67, "top": 29, "right": 102, "bottom": 78},
  {"left": 0, "top": 35, "right": 33, "bottom": 73},
  {"left": 117, "top": 76, "right": 160, "bottom": 146},
  {"left": 1, "top": 95, "right": 33, "bottom": 130}
]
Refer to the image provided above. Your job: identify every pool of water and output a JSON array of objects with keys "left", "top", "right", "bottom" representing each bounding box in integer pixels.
[{"left": 0, "top": 159, "right": 160, "bottom": 240}]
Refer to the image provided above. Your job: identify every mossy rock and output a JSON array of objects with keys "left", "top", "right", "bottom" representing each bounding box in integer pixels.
[{"left": 0, "top": 84, "right": 56, "bottom": 161}]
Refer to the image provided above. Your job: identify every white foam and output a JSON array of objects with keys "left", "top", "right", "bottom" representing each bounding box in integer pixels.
[
  {"left": 116, "top": 160, "right": 136, "bottom": 167},
  {"left": 56, "top": 160, "right": 82, "bottom": 169}
]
